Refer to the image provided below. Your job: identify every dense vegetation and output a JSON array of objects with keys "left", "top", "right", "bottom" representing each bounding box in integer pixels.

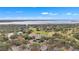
[{"left": 0, "top": 24, "right": 79, "bottom": 51}]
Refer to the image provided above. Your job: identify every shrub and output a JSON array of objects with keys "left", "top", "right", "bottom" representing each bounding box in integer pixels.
[
  {"left": 0, "top": 41, "right": 10, "bottom": 51},
  {"left": 30, "top": 43, "right": 41, "bottom": 51},
  {"left": 73, "top": 33, "right": 79, "bottom": 40}
]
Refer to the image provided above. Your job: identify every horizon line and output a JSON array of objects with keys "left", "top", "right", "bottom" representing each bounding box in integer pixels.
[{"left": 0, "top": 19, "right": 78, "bottom": 22}]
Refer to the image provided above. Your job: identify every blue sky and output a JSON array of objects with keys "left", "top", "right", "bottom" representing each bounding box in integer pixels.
[{"left": 0, "top": 7, "right": 79, "bottom": 20}]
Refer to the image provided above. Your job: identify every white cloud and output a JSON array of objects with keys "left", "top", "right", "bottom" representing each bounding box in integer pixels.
[
  {"left": 41, "top": 12, "right": 49, "bottom": 15},
  {"left": 66, "top": 12, "right": 72, "bottom": 15},
  {"left": 66, "top": 12, "right": 79, "bottom": 16},
  {"left": 73, "top": 13, "right": 79, "bottom": 15},
  {"left": 41, "top": 12, "right": 58, "bottom": 16},
  {"left": 49, "top": 13, "right": 58, "bottom": 15}
]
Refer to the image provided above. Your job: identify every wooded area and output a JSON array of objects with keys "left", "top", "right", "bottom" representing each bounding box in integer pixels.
[{"left": 0, "top": 24, "right": 79, "bottom": 51}]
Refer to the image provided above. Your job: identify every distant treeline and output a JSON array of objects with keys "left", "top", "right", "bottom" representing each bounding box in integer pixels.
[{"left": 0, "top": 24, "right": 79, "bottom": 33}]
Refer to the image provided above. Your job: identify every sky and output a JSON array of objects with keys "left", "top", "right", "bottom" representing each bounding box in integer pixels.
[{"left": 0, "top": 7, "right": 79, "bottom": 20}]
